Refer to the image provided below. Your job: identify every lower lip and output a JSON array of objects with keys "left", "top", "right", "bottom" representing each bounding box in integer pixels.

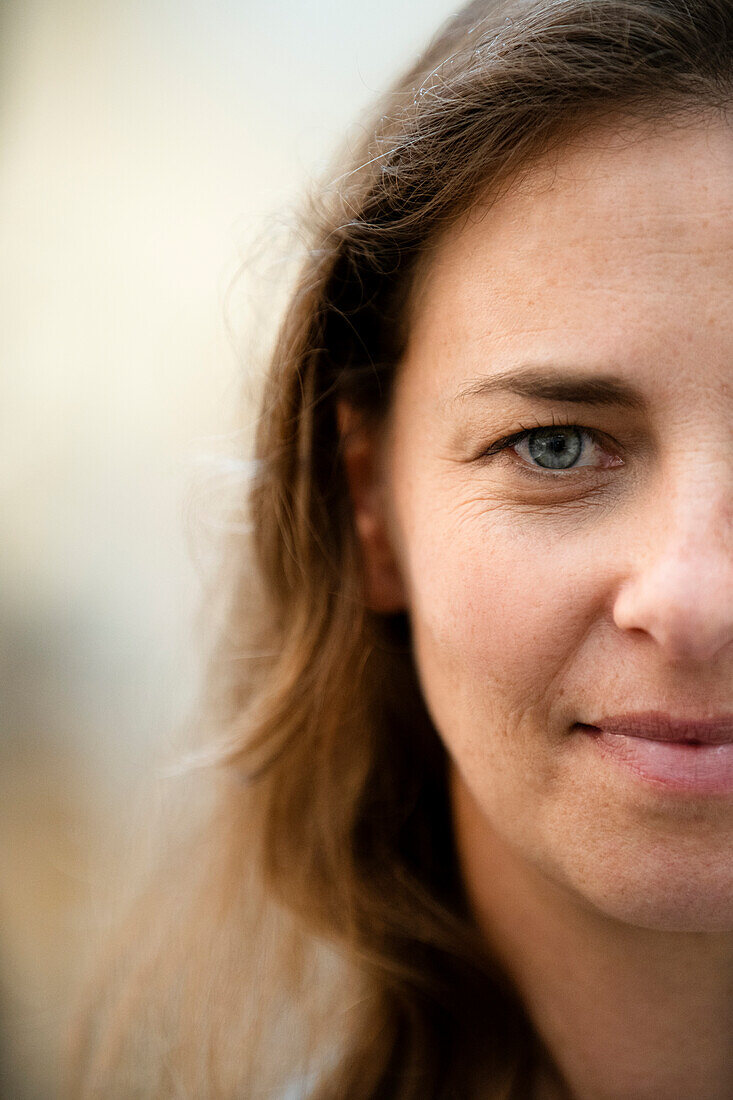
[{"left": 577, "top": 726, "right": 733, "bottom": 794}]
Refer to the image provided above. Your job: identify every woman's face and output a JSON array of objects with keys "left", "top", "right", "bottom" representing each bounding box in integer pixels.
[{"left": 373, "top": 116, "right": 733, "bottom": 931}]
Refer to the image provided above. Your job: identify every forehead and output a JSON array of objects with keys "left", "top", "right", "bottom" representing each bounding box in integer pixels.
[{"left": 401, "top": 115, "right": 733, "bottom": 399}]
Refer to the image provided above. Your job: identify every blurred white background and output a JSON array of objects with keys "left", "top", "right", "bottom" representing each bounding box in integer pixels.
[{"left": 0, "top": 1, "right": 458, "bottom": 1094}]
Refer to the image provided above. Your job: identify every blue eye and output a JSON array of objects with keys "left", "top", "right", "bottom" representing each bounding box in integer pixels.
[
  {"left": 483, "top": 424, "right": 623, "bottom": 474},
  {"left": 520, "top": 426, "right": 583, "bottom": 470}
]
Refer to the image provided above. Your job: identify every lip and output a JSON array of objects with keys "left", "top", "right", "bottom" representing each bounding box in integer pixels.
[
  {"left": 576, "top": 712, "right": 733, "bottom": 794},
  {"left": 586, "top": 711, "right": 733, "bottom": 744}
]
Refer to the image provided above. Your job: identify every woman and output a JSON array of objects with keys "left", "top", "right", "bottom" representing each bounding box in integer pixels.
[{"left": 69, "top": 0, "right": 733, "bottom": 1097}]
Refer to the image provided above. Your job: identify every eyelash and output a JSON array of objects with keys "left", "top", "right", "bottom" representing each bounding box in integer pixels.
[{"left": 479, "top": 418, "right": 623, "bottom": 477}]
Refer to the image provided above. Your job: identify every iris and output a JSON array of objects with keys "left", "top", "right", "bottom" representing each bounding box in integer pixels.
[{"left": 527, "top": 426, "right": 583, "bottom": 469}]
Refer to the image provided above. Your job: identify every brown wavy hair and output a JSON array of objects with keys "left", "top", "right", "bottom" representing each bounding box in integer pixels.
[{"left": 67, "top": 1, "right": 733, "bottom": 1097}]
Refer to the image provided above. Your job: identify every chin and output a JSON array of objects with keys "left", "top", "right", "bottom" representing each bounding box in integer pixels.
[
  {"left": 576, "top": 859, "right": 733, "bottom": 934},
  {"left": 544, "top": 764, "right": 733, "bottom": 934}
]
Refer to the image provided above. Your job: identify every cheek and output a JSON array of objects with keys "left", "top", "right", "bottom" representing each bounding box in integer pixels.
[
  {"left": 391, "top": 476, "right": 612, "bottom": 812},
  {"left": 401, "top": 500, "right": 585, "bottom": 719},
  {"left": 404, "top": 525, "right": 560, "bottom": 816}
]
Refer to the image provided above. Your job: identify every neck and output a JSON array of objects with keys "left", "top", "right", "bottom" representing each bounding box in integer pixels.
[{"left": 452, "top": 774, "right": 733, "bottom": 1100}]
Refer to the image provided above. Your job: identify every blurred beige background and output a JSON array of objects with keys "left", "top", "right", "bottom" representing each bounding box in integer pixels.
[{"left": 0, "top": 1, "right": 456, "bottom": 1095}]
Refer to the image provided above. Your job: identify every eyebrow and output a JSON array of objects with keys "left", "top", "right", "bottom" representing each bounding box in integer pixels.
[{"left": 454, "top": 366, "right": 648, "bottom": 411}]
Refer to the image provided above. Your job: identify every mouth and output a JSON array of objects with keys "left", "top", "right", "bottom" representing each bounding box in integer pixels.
[{"left": 574, "top": 712, "right": 733, "bottom": 794}]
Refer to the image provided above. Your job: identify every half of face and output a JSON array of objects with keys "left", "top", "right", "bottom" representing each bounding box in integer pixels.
[{"left": 341, "top": 113, "right": 733, "bottom": 933}]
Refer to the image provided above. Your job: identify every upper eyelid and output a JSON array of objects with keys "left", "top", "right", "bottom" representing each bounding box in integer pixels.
[{"left": 481, "top": 422, "right": 600, "bottom": 456}]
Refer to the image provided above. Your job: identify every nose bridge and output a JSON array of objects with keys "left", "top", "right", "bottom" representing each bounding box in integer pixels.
[
  {"left": 613, "top": 461, "right": 733, "bottom": 663},
  {"left": 665, "top": 461, "right": 732, "bottom": 560}
]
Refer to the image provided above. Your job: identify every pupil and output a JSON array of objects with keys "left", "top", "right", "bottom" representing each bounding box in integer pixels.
[{"left": 528, "top": 427, "right": 582, "bottom": 469}]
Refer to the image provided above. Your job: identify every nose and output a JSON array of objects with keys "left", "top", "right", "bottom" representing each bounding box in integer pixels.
[{"left": 612, "top": 482, "right": 733, "bottom": 664}]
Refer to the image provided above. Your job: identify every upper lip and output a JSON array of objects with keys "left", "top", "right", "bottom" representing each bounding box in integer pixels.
[{"left": 580, "top": 711, "right": 733, "bottom": 744}]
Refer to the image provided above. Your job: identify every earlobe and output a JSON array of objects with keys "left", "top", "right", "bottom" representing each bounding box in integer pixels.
[{"left": 337, "top": 401, "right": 407, "bottom": 614}]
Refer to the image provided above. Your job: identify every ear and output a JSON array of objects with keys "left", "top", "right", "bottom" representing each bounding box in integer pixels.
[{"left": 337, "top": 400, "right": 407, "bottom": 614}]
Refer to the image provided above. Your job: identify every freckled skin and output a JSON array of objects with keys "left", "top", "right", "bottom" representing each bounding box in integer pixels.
[
  {"left": 379, "top": 116, "right": 733, "bottom": 931},
  {"left": 346, "top": 115, "right": 733, "bottom": 1098}
]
